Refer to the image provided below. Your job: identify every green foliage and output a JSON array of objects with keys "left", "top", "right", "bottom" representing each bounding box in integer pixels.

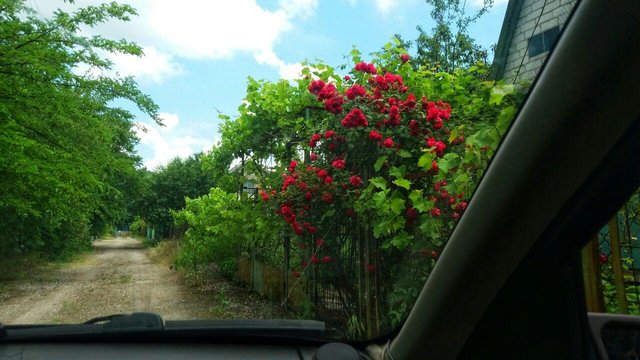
[
  {"left": 134, "top": 154, "right": 215, "bottom": 238},
  {"left": 413, "top": 0, "right": 493, "bottom": 72},
  {"left": 0, "top": 0, "right": 158, "bottom": 258}
]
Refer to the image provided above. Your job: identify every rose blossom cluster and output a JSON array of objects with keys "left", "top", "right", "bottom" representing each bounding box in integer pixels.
[{"left": 273, "top": 56, "right": 468, "bottom": 277}]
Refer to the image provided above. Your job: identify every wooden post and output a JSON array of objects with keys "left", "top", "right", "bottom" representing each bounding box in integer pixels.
[
  {"left": 581, "top": 234, "right": 606, "bottom": 312},
  {"left": 609, "top": 215, "right": 628, "bottom": 313}
]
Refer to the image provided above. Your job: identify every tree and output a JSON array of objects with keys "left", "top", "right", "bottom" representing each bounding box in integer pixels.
[
  {"left": 414, "top": 0, "right": 493, "bottom": 72},
  {"left": 0, "top": 0, "right": 158, "bottom": 258}
]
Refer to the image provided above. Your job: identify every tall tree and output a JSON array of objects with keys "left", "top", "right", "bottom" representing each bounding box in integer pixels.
[
  {"left": 415, "top": 0, "right": 493, "bottom": 72},
  {"left": 0, "top": 0, "right": 158, "bottom": 258}
]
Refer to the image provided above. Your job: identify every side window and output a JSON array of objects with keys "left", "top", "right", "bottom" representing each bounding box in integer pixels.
[
  {"left": 582, "top": 192, "right": 640, "bottom": 314},
  {"left": 528, "top": 26, "right": 561, "bottom": 57}
]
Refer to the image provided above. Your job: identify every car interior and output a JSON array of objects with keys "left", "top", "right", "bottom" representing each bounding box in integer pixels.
[{"left": 1, "top": 0, "right": 639, "bottom": 359}]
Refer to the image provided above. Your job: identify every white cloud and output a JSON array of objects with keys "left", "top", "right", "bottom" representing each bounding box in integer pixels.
[
  {"left": 375, "top": 0, "right": 399, "bottom": 14},
  {"left": 108, "top": 46, "right": 183, "bottom": 84},
  {"left": 37, "top": 0, "right": 318, "bottom": 82},
  {"left": 279, "top": 0, "right": 319, "bottom": 19},
  {"left": 157, "top": 112, "right": 180, "bottom": 130},
  {"left": 135, "top": 113, "right": 216, "bottom": 169}
]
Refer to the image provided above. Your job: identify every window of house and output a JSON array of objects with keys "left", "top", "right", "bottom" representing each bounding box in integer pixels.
[{"left": 528, "top": 26, "right": 561, "bottom": 57}]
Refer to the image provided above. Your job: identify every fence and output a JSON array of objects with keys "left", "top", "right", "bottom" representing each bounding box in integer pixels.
[{"left": 583, "top": 192, "right": 640, "bottom": 314}]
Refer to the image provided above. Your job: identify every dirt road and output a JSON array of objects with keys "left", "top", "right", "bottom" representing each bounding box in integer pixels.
[{"left": 0, "top": 237, "right": 283, "bottom": 324}]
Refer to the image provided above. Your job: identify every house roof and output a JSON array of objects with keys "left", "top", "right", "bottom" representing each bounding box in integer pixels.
[{"left": 490, "top": 0, "right": 526, "bottom": 80}]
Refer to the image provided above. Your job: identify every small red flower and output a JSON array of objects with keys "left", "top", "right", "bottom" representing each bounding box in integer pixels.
[
  {"left": 406, "top": 207, "right": 418, "bottom": 220},
  {"left": 259, "top": 191, "right": 270, "bottom": 201},
  {"left": 430, "top": 250, "right": 438, "bottom": 258},
  {"left": 324, "top": 95, "right": 344, "bottom": 114},
  {"left": 310, "top": 255, "right": 320, "bottom": 264},
  {"left": 310, "top": 153, "right": 318, "bottom": 161},
  {"left": 324, "top": 176, "right": 333, "bottom": 185},
  {"left": 322, "top": 193, "right": 334, "bottom": 203},
  {"left": 599, "top": 253, "right": 609, "bottom": 264},
  {"left": 345, "top": 84, "right": 367, "bottom": 100},
  {"left": 369, "top": 130, "right": 383, "bottom": 142},
  {"left": 318, "top": 169, "right": 328, "bottom": 178},
  {"left": 332, "top": 159, "right": 345, "bottom": 169},
  {"left": 304, "top": 191, "right": 312, "bottom": 202},
  {"left": 307, "top": 79, "right": 325, "bottom": 96},
  {"left": 382, "top": 138, "right": 395, "bottom": 148},
  {"left": 292, "top": 271, "right": 301, "bottom": 278},
  {"left": 431, "top": 208, "right": 441, "bottom": 217},
  {"left": 431, "top": 160, "right": 438, "bottom": 172},
  {"left": 324, "top": 130, "right": 336, "bottom": 139},
  {"left": 349, "top": 175, "right": 363, "bottom": 187},
  {"left": 343, "top": 75, "right": 351, "bottom": 81},
  {"left": 317, "top": 83, "right": 336, "bottom": 100},
  {"left": 311, "top": 133, "right": 322, "bottom": 142},
  {"left": 400, "top": 53, "right": 410, "bottom": 63},
  {"left": 288, "top": 160, "right": 298, "bottom": 173},
  {"left": 322, "top": 256, "right": 332, "bottom": 263},
  {"left": 341, "top": 108, "right": 368, "bottom": 128},
  {"left": 315, "top": 239, "right": 325, "bottom": 248}
]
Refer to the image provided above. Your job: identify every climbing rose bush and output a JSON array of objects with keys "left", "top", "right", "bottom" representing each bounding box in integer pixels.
[{"left": 260, "top": 56, "right": 474, "bottom": 279}]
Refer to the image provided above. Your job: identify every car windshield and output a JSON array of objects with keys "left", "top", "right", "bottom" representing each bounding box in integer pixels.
[{"left": 0, "top": 0, "right": 576, "bottom": 340}]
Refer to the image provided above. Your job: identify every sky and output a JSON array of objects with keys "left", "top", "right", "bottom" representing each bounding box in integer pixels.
[{"left": 34, "top": 0, "right": 509, "bottom": 170}]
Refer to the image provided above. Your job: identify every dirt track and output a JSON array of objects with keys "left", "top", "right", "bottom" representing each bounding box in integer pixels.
[{"left": 0, "top": 237, "right": 278, "bottom": 324}]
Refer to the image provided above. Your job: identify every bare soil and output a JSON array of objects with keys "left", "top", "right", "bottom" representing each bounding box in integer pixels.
[{"left": 0, "top": 237, "right": 288, "bottom": 324}]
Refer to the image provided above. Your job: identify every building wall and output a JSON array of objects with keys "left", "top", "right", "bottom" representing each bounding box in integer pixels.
[{"left": 502, "top": 0, "right": 575, "bottom": 82}]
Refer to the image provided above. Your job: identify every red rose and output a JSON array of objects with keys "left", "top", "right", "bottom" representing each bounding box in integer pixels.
[
  {"left": 431, "top": 208, "right": 441, "bottom": 217},
  {"left": 259, "top": 191, "right": 270, "bottom": 201},
  {"left": 307, "top": 79, "right": 325, "bottom": 96},
  {"left": 297, "top": 182, "right": 308, "bottom": 191},
  {"left": 331, "top": 159, "right": 345, "bottom": 169},
  {"left": 310, "top": 153, "right": 318, "bottom": 161},
  {"left": 368, "top": 130, "right": 382, "bottom": 142},
  {"left": 349, "top": 175, "right": 362, "bottom": 187},
  {"left": 343, "top": 75, "right": 351, "bottom": 81},
  {"left": 324, "top": 95, "right": 344, "bottom": 114},
  {"left": 322, "top": 256, "right": 332, "bottom": 263},
  {"left": 340, "top": 108, "right": 368, "bottom": 128},
  {"left": 311, "top": 133, "right": 322, "bottom": 142},
  {"left": 289, "top": 160, "right": 297, "bottom": 173},
  {"left": 322, "top": 193, "right": 334, "bottom": 203},
  {"left": 324, "top": 176, "right": 333, "bottom": 185},
  {"left": 310, "top": 255, "right": 320, "bottom": 264},
  {"left": 382, "top": 138, "right": 394, "bottom": 148},
  {"left": 318, "top": 169, "right": 328, "bottom": 178},
  {"left": 599, "top": 253, "right": 609, "bottom": 264},
  {"left": 324, "top": 130, "right": 336, "bottom": 139},
  {"left": 430, "top": 250, "right": 438, "bottom": 258},
  {"left": 304, "top": 191, "right": 312, "bottom": 202},
  {"left": 317, "top": 83, "right": 336, "bottom": 100},
  {"left": 315, "top": 239, "right": 325, "bottom": 248},
  {"left": 345, "top": 84, "right": 366, "bottom": 100},
  {"left": 400, "top": 53, "right": 410, "bottom": 63}
]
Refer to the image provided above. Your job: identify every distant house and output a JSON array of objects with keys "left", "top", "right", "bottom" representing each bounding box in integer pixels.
[{"left": 491, "top": 0, "right": 576, "bottom": 81}]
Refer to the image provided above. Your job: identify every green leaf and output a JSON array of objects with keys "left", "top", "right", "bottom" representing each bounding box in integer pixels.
[
  {"left": 370, "top": 177, "right": 387, "bottom": 190},
  {"left": 389, "top": 166, "right": 406, "bottom": 179},
  {"left": 489, "top": 84, "right": 515, "bottom": 105},
  {"left": 390, "top": 232, "right": 412, "bottom": 249},
  {"left": 408, "top": 190, "right": 422, "bottom": 203},
  {"left": 389, "top": 197, "right": 405, "bottom": 215},
  {"left": 393, "top": 178, "right": 411, "bottom": 190},
  {"left": 374, "top": 155, "right": 388, "bottom": 172},
  {"left": 448, "top": 128, "right": 459, "bottom": 143},
  {"left": 418, "top": 151, "right": 434, "bottom": 169},
  {"left": 397, "top": 150, "right": 412, "bottom": 158},
  {"left": 496, "top": 105, "right": 516, "bottom": 135}
]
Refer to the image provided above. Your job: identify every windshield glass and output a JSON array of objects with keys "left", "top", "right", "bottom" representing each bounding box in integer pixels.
[{"left": 0, "top": 0, "right": 576, "bottom": 340}]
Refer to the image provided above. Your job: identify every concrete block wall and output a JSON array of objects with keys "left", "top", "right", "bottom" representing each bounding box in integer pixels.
[{"left": 503, "top": 0, "right": 575, "bottom": 82}]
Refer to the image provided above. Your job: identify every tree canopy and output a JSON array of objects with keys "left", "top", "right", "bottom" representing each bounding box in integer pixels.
[{"left": 0, "top": 0, "right": 158, "bottom": 258}]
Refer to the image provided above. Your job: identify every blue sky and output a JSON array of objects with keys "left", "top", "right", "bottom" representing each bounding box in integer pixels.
[{"left": 39, "top": 0, "right": 509, "bottom": 169}]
